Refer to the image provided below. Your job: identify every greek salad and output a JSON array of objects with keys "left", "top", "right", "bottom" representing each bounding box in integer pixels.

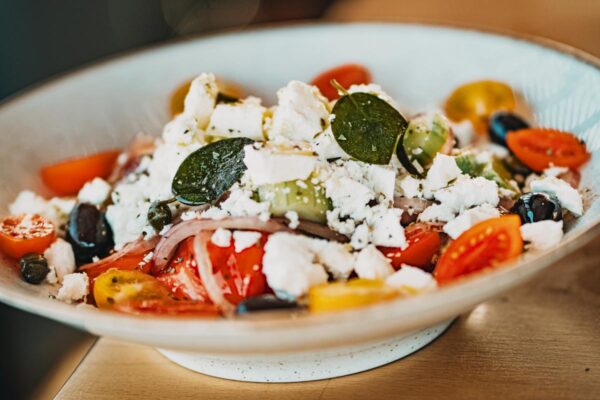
[{"left": 1, "top": 64, "right": 590, "bottom": 317}]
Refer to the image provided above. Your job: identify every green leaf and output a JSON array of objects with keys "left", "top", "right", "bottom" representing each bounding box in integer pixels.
[
  {"left": 172, "top": 137, "right": 254, "bottom": 205},
  {"left": 331, "top": 92, "right": 408, "bottom": 165}
]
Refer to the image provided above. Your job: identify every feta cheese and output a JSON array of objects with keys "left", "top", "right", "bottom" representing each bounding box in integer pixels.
[
  {"left": 218, "top": 185, "right": 270, "bottom": 219},
  {"left": 262, "top": 233, "right": 328, "bottom": 298},
  {"left": 43, "top": 239, "right": 76, "bottom": 283},
  {"left": 311, "top": 126, "right": 349, "bottom": 160},
  {"left": 443, "top": 204, "right": 500, "bottom": 239},
  {"left": 543, "top": 166, "right": 568, "bottom": 177},
  {"left": 434, "top": 176, "right": 499, "bottom": 211},
  {"left": 354, "top": 245, "right": 394, "bottom": 280},
  {"left": 162, "top": 113, "right": 203, "bottom": 146},
  {"left": 450, "top": 120, "right": 475, "bottom": 147},
  {"left": 423, "top": 154, "right": 462, "bottom": 194},
  {"left": 9, "top": 191, "right": 75, "bottom": 229},
  {"left": 364, "top": 164, "right": 396, "bottom": 201},
  {"left": 399, "top": 175, "right": 422, "bottom": 198},
  {"left": 243, "top": 145, "right": 317, "bottom": 185},
  {"left": 232, "top": 231, "right": 262, "bottom": 253},
  {"left": 325, "top": 175, "right": 373, "bottom": 219},
  {"left": 284, "top": 210, "right": 299, "bottom": 229},
  {"left": 207, "top": 97, "right": 265, "bottom": 140},
  {"left": 183, "top": 73, "right": 218, "bottom": 129},
  {"left": 365, "top": 206, "right": 406, "bottom": 248},
  {"left": 211, "top": 228, "right": 232, "bottom": 247},
  {"left": 419, "top": 203, "right": 456, "bottom": 222},
  {"left": 347, "top": 84, "right": 397, "bottom": 107},
  {"left": 530, "top": 176, "right": 583, "bottom": 215},
  {"left": 314, "top": 241, "right": 355, "bottom": 280},
  {"left": 386, "top": 265, "right": 437, "bottom": 293},
  {"left": 77, "top": 178, "right": 111, "bottom": 205},
  {"left": 520, "top": 220, "right": 564, "bottom": 250},
  {"left": 57, "top": 273, "right": 89, "bottom": 303},
  {"left": 268, "top": 81, "right": 329, "bottom": 142}
]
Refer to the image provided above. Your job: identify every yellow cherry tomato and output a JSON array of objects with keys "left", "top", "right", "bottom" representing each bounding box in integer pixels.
[
  {"left": 444, "top": 80, "right": 515, "bottom": 134},
  {"left": 169, "top": 78, "right": 245, "bottom": 117},
  {"left": 93, "top": 269, "right": 171, "bottom": 310},
  {"left": 309, "top": 279, "right": 399, "bottom": 313}
]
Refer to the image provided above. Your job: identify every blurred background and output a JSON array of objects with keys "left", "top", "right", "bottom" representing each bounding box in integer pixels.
[{"left": 0, "top": 0, "right": 598, "bottom": 399}]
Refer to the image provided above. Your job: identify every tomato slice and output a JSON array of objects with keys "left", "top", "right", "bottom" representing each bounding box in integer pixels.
[
  {"left": 434, "top": 215, "right": 523, "bottom": 284},
  {"left": 506, "top": 128, "right": 590, "bottom": 172},
  {"left": 379, "top": 223, "right": 441, "bottom": 269},
  {"left": 309, "top": 279, "right": 398, "bottom": 313},
  {"left": 156, "top": 237, "right": 211, "bottom": 302},
  {"left": 114, "top": 299, "right": 219, "bottom": 316},
  {"left": 0, "top": 214, "right": 56, "bottom": 259},
  {"left": 93, "top": 269, "right": 171, "bottom": 310},
  {"left": 82, "top": 252, "right": 153, "bottom": 281},
  {"left": 310, "top": 64, "right": 372, "bottom": 100},
  {"left": 40, "top": 150, "right": 120, "bottom": 196}
]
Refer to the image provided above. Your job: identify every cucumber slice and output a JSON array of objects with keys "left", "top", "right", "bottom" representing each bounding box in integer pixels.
[
  {"left": 256, "top": 179, "right": 330, "bottom": 224},
  {"left": 402, "top": 113, "right": 451, "bottom": 168}
]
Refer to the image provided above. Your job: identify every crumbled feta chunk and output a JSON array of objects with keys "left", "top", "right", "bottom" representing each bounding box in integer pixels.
[
  {"left": 77, "top": 178, "right": 111, "bottom": 205},
  {"left": 183, "top": 73, "right": 218, "bottom": 129},
  {"left": 443, "top": 204, "right": 500, "bottom": 239},
  {"left": 57, "top": 273, "right": 89, "bottom": 303},
  {"left": 364, "top": 206, "right": 406, "bottom": 248},
  {"left": 243, "top": 145, "right": 317, "bottom": 185},
  {"left": 354, "top": 245, "right": 394, "bottom": 280},
  {"left": 423, "top": 154, "right": 462, "bottom": 194},
  {"left": 211, "top": 228, "right": 232, "bottom": 247},
  {"left": 285, "top": 210, "right": 299, "bottom": 229},
  {"left": 520, "top": 220, "right": 564, "bottom": 250},
  {"left": 268, "top": 81, "right": 329, "bottom": 142},
  {"left": 162, "top": 113, "right": 203, "bottom": 145},
  {"left": 386, "top": 265, "right": 437, "bottom": 293},
  {"left": 419, "top": 203, "right": 456, "bottom": 222},
  {"left": 543, "top": 166, "right": 569, "bottom": 177},
  {"left": 207, "top": 97, "right": 265, "bottom": 140},
  {"left": 450, "top": 120, "right": 475, "bottom": 147},
  {"left": 399, "top": 175, "right": 422, "bottom": 198},
  {"left": 434, "top": 176, "right": 499, "bottom": 211},
  {"left": 232, "top": 231, "right": 262, "bottom": 253},
  {"left": 325, "top": 175, "right": 373, "bottom": 219},
  {"left": 531, "top": 176, "right": 583, "bottom": 215},
  {"left": 218, "top": 185, "right": 270, "bottom": 219},
  {"left": 311, "top": 126, "right": 349, "bottom": 160},
  {"left": 43, "top": 239, "right": 76, "bottom": 283}
]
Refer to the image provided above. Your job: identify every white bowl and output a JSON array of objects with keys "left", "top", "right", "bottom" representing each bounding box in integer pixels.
[{"left": 0, "top": 22, "right": 598, "bottom": 382}]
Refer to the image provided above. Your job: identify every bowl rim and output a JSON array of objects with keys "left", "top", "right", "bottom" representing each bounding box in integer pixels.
[{"left": 0, "top": 21, "right": 598, "bottom": 350}]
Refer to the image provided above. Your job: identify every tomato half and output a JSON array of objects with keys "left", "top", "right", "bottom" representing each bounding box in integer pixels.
[
  {"left": 93, "top": 269, "right": 171, "bottom": 310},
  {"left": 0, "top": 214, "right": 56, "bottom": 259},
  {"left": 379, "top": 223, "right": 441, "bottom": 269},
  {"left": 309, "top": 279, "right": 398, "bottom": 313},
  {"left": 506, "top": 128, "right": 590, "bottom": 172},
  {"left": 310, "top": 64, "right": 372, "bottom": 100},
  {"left": 82, "top": 252, "right": 153, "bottom": 281},
  {"left": 40, "top": 150, "right": 120, "bottom": 196},
  {"left": 434, "top": 215, "right": 523, "bottom": 284}
]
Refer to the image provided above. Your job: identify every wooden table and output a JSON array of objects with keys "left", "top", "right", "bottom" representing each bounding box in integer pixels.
[{"left": 51, "top": 238, "right": 600, "bottom": 400}]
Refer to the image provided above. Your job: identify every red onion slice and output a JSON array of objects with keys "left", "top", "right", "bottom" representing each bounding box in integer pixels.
[{"left": 193, "top": 232, "right": 234, "bottom": 315}]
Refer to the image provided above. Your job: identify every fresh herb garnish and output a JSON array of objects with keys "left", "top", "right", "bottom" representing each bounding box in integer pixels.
[
  {"left": 172, "top": 137, "right": 254, "bottom": 205},
  {"left": 331, "top": 84, "right": 408, "bottom": 165}
]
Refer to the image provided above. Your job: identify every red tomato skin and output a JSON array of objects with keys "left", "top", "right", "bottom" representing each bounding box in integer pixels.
[
  {"left": 379, "top": 229, "right": 441, "bottom": 270},
  {"left": 310, "top": 64, "right": 372, "bottom": 100},
  {"left": 0, "top": 214, "right": 56, "bottom": 259},
  {"left": 114, "top": 299, "right": 220, "bottom": 317}
]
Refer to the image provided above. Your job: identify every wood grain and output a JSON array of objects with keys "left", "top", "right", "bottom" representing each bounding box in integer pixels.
[{"left": 55, "top": 239, "right": 600, "bottom": 400}]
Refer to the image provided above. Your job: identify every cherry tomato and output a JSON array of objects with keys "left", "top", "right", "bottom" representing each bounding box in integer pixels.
[
  {"left": 114, "top": 299, "right": 219, "bottom": 316},
  {"left": 206, "top": 233, "right": 269, "bottom": 305},
  {"left": 40, "top": 150, "right": 120, "bottom": 196},
  {"left": 379, "top": 224, "right": 441, "bottom": 269},
  {"left": 93, "top": 269, "right": 171, "bottom": 310},
  {"left": 434, "top": 215, "right": 523, "bottom": 284},
  {"left": 309, "top": 279, "right": 398, "bottom": 313},
  {"left": 310, "top": 63, "right": 372, "bottom": 100},
  {"left": 156, "top": 237, "right": 211, "bottom": 302},
  {"left": 0, "top": 214, "right": 56, "bottom": 259},
  {"left": 81, "top": 252, "right": 153, "bottom": 281},
  {"left": 506, "top": 128, "right": 590, "bottom": 172},
  {"left": 444, "top": 80, "right": 515, "bottom": 134}
]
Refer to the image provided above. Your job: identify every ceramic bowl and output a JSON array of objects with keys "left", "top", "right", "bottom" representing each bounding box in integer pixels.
[{"left": 0, "top": 22, "right": 598, "bottom": 382}]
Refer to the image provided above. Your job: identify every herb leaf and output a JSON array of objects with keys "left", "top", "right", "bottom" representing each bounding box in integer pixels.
[
  {"left": 331, "top": 92, "right": 408, "bottom": 165},
  {"left": 172, "top": 137, "right": 254, "bottom": 205}
]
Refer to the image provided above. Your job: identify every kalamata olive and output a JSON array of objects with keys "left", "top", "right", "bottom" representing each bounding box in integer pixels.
[
  {"left": 20, "top": 253, "right": 49, "bottom": 284},
  {"left": 489, "top": 112, "right": 529, "bottom": 145},
  {"left": 511, "top": 192, "right": 562, "bottom": 224},
  {"left": 236, "top": 294, "right": 299, "bottom": 314},
  {"left": 67, "top": 203, "right": 114, "bottom": 265},
  {"left": 147, "top": 201, "right": 172, "bottom": 232}
]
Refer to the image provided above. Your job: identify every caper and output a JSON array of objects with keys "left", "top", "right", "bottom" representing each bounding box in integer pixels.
[
  {"left": 147, "top": 200, "right": 172, "bottom": 232},
  {"left": 67, "top": 203, "right": 114, "bottom": 265},
  {"left": 20, "top": 253, "right": 49, "bottom": 284},
  {"left": 236, "top": 294, "right": 299, "bottom": 314}
]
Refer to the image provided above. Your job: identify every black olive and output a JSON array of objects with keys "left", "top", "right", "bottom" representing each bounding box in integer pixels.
[
  {"left": 20, "top": 253, "right": 49, "bottom": 284},
  {"left": 236, "top": 294, "right": 299, "bottom": 314},
  {"left": 488, "top": 112, "right": 529, "bottom": 146},
  {"left": 511, "top": 192, "right": 562, "bottom": 224},
  {"left": 147, "top": 201, "right": 172, "bottom": 232},
  {"left": 502, "top": 154, "right": 532, "bottom": 179},
  {"left": 67, "top": 203, "right": 114, "bottom": 265}
]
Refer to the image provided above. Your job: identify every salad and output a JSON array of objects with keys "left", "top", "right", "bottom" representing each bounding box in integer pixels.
[{"left": 1, "top": 64, "right": 590, "bottom": 317}]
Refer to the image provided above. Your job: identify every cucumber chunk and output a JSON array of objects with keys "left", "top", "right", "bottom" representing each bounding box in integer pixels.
[{"left": 402, "top": 113, "right": 452, "bottom": 169}]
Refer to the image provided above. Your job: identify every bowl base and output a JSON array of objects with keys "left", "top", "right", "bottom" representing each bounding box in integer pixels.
[{"left": 157, "top": 319, "right": 453, "bottom": 382}]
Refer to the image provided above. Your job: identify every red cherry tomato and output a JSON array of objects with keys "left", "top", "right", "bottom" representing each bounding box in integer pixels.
[
  {"left": 434, "top": 215, "right": 523, "bottom": 284},
  {"left": 506, "top": 128, "right": 590, "bottom": 172},
  {"left": 379, "top": 223, "right": 441, "bottom": 269},
  {"left": 310, "top": 64, "right": 372, "bottom": 100},
  {"left": 81, "top": 252, "right": 153, "bottom": 281},
  {"left": 0, "top": 214, "right": 56, "bottom": 259},
  {"left": 41, "top": 150, "right": 120, "bottom": 196},
  {"left": 114, "top": 299, "right": 219, "bottom": 317}
]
